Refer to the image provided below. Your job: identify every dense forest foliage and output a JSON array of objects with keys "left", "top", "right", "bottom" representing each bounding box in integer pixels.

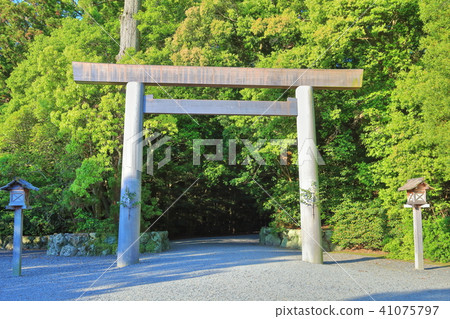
[{"left": 0, "top": 0, "right": 448, "bottom": 262}]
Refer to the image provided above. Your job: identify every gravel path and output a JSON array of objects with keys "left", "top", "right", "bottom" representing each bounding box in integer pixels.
[{"left": 0, "top": 235, "right": 449, "bottom": 301}]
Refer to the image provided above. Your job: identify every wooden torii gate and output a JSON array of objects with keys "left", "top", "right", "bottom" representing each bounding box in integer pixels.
[{"left": 72, "top": 62, "right": 363, "bottom": 267}]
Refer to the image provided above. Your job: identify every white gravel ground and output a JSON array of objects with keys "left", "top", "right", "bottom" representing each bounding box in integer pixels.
[{"left": 0, "top": 235, "right": 449, "bottom": 301}]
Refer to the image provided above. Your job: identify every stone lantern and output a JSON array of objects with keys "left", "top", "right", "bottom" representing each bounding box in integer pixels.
[
  {"left": 398, "top": 177, "right": 432, "bottom": 270},
  {"left": 0, "top": 178, "right": 39, "bottom": 276}
]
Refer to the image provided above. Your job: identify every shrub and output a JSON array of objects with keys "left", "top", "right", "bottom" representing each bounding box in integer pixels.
[
  {"left": 384, "top": 214, "right": 450, "bottom": 263},
  {"left": 331, "top": 199, "right": 387, "bottom": 250},
  {"left": 71, "top": 208, "right": 116, "bottom": 234},
  {"left": 383, "top": 231, "right": 415, "bottom": 261},
  {"left": 423, "top": 216, "right": 450, "bottom": 263}
]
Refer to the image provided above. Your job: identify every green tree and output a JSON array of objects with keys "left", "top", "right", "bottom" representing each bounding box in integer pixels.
[
  {"left": 365, "top": 0, "right": 449, "bottom": 260},
  {"left": 0, "top": 18, "right": 119, "bottom": 234},
  {"left": 0, "top": 0, "right": 80, "bottom": 104}
]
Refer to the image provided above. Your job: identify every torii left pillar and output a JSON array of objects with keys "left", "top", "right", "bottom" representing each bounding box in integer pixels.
[
  {"left": 117, "top": 82, "right": 144, "bottom": 267},
  {"left": 296, "top": 86, "right": 323, "bottom": 264}
]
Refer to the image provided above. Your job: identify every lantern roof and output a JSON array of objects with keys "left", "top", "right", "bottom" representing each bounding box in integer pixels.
[
  {"left": 0, "top": 178, "right": 39, "bottom": 191},
  {"left": 398, "top": 177, "right": 433, "bottom": 191}
]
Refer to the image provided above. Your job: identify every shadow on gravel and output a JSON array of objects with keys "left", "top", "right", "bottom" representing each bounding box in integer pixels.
[
  {"left": 0, "top": 235, "right": 301, "bottom": 300},
  {"left": 348, "top": 288, "right": 450, "bottom": 301},
  {"left": 0, "top": 249, "right": 46, "bottom": 258},
  {"left": 79, "top": 236, "right": 300, "bottom": 298},
  {"left": 324, "top": 256, "right": 384, "bottom": 265},
  {"left": 425, "top": 264, "right": 450, "bottom": 270}
]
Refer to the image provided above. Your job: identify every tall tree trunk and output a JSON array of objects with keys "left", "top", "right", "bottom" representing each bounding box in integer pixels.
[{"left": 116, "top": 0, "right": 141, "bottom": 61}]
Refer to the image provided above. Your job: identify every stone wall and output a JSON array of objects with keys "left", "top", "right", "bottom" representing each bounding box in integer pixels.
[
  {"left": 0, "top": 235, "right": 48, "bottom": 250},
  {"left": 139, "top": 231, "right": 170, "bottom": 253},
  {"left": 46, "top": 231, "right": 170, "bottom": 256},
  {"left": 47, "top": 233, "right": 94, "bottom": 256},
  {"left": 259, "top": 227, "right": 340, "bottom": 252}
]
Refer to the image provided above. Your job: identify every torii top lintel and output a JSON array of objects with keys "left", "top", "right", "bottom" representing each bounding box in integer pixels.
[{"left": 72, "top": 62, "right": 363, "bottom": 90}]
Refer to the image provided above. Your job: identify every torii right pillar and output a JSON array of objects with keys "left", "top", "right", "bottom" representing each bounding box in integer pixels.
[{"left": 296, "top": 86, "right": 323, "bottom": 264}]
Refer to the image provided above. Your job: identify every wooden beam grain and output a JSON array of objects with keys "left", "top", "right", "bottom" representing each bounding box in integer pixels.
[
  {"left": 144, "top": 96, "right": 298, "bottom": 116},
  {"left": 73, "top": 62, "right": 363, "bottom": 90}
]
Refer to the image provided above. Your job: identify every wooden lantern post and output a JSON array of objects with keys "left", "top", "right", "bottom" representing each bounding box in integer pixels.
[
  {"left": 0, "top": 178, "right": 39, "bottom": 276},
  {"left": 398, "top": 177, "right": 433, "bottom": 270}
]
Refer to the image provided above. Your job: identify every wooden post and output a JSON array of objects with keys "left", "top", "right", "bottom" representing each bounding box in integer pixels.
[
  {"left": 398, "top": 178, "right": 432, "bottom": 270},
  {"left": 296, "top": 86, "right": 323, "bottom": 264},
  {"left": 412, "top": 205, "right": 424, "bottom": 270},
  {"left": 12, "top": 208, "right": 23, "bottom": 276},
  {"left": 117, "top": 82, "right": 144, "bottom": 267},
  {"left": 1, "top": 178, "right": 39, "bottom": 275}
]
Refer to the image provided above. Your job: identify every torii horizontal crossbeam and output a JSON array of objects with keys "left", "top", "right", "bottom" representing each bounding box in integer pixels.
[
  {"left": 72, "top": 62, "right": 363, "bottom": 90},
  {"left": 144, "top": 96, "right": 297, "bottom": 116}
]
